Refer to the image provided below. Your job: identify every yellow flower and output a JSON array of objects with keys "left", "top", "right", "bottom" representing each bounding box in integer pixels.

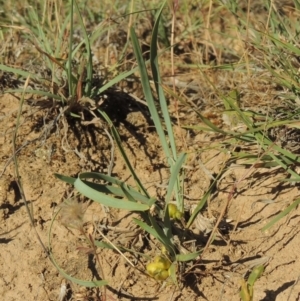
[
  {"left": 146, "top": 255, "right": 171, "bottom": 281},
  {"left": 168, "top": 203, "right": 182, "bottom": 220}
]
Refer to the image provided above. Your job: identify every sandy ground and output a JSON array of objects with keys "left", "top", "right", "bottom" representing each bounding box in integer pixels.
[{"left": 1, "top": 88, "right": 300, "bottom": 301}]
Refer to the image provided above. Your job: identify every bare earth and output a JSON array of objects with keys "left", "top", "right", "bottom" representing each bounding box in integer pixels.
[{"left": 1, "top": 88, "right": 300, "bottom": 301}]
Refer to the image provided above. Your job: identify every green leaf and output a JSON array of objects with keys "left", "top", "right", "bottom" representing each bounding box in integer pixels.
[
  {"left": 98, "top": 111, "right": 149, "bottom": 197},
  {"left": 133, "top": 217, "right": 174, "bottom": 255},
  {"left": 5, "top": 89, "right": 64, "bottom": 101},
  {"left": 150, "top": 0, "right": 176, "bottom": 161},
  {"left": 94, "top": 240, "right": 114, "bottom": 250},
  {"left": 0, "top": 64, "right": 36, "bottom": 79},
  {"left": 247, "top": 265, "right": 264, "bottom": 287},
  {"left": 96, "top": 67, "right": 139, "bottom": 95},
  {"left": 133, "top": 218, "right": 161, "bottom": 240},
  {"left": 261, "top": 197, "right": 300, "bottom": 232},
  {"left": 74, "top": 176, "right": 149, "bottom": 211},
  {"left": 240, "top": 279, "right": 251, "bottom": 301},
  {"left": 168, "top": 262, "right": 178, "bottom": 286},
  {"left": 163, "top": 202, "right": 173, "bottom": 241},
  {"left": 54, "top": 173, "right": 76, "bottom": 185},
  {"left": 74, "top": 0, "right": 93, "bottom": 96},
  {"left": 165, "top": 153, "right": 187, "bottom": 204},
  {"left": 148, "top": 214, "right": 175, "bottom": 255},
  {"left": 55, "top": 172, "right": 153, "bottom": 205},
  {"left": 176, "top": 251, "right": 202, "bottom": 262},
  {"left": 130, "top": 27, "right": 170, "bottom": 162},
  {"left": 67, "top": 0, "right": 75, "bottom": 97},
  {"left": 186, "top": 174, "right": 220, "bottom": 229}
]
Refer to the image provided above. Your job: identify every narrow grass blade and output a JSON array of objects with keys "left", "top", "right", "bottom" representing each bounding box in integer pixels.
[
  {"left": 148, "top": 214, "right": 175, "bottom": 255},
  {"left": 149, "top": 3, "right": 184, "bottom": 207},
  {"left": 176, "top": 251, "right": 202, "bottom": 262},
  {"left": 78, "top": 171, "right": 125, "bottom": 185},
  {"left": 5, "top": 89, "right": 64, "bottom": 101},
  {"left": 240, "top": 265, "right": 264, "bottom": 301},
  {"left": 247, "top": 265, "right": 264, "bottom": 287},
  {"left": 240, "top": 279, "right": 251, "bottom": 301},
  {"left": 74, "top": 0, "right": 92, "bottom": 96},
  {"left": 261, "top": 197, "right": 300, "bottom": 232},
  {"left": 94, "top": 240, "right": 114, "bottom": 250},
  {"left": 168, "top": 263, "right": 178, "bottom": 286},
  {"left": 133, "top": 218, "right": 162, "bottom": 241},
  {"left": 54, "top": 173, "right": 76, "bottom": 185},
  {"left": 67, "top": 0, "right": 74, "bottom": 97},
  {"left": 163, "top": 206, "right": 173, "bottom": 241},
  {"left": 99, "top": 110, "right": 149, "bottom": 197},
  {"left": 189, "top": 112, "right": 227, "bottom": 134},
  {"left": 186, "top": 179, "right": 216, "bottom": 229},
  {"left": 150, "top": 0, "right": 177, "bottom": 160},
  {"left": 96, "top": 67, "right": 139, "bottom": 95},
  {"left": 133, "top": 217, "right": 175, "bottom": 256},
  {"left": 130, "top": 27, "right": 170, "bottom": 160},
  {"left": 165, "top": 152, "right": 186, "bottom": 204},
  {"left": 54, "top": 14, "right": 71, "bottom": 58},
  {"left": 0, "top": 64, "right": 38, "bottom": 79}
]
